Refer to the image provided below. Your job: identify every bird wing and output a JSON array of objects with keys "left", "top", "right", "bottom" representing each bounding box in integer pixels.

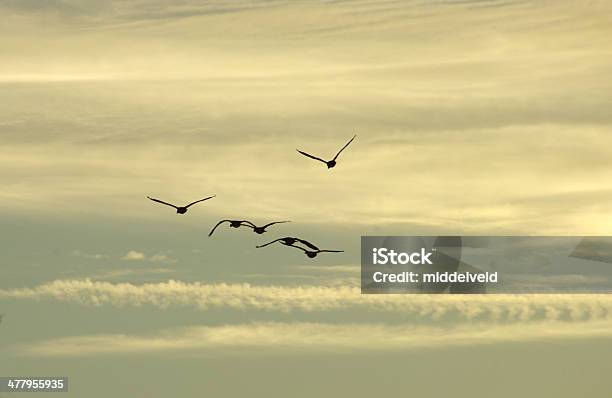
[
  {"left": 294, "top": 238, "right": 320, "bottom": 251},
  {"left": 332, "top": 134, "right": 357, "bottom": 161},
  {"left": 240, "top": 220, "right": 257, "bottom": 227},
  {"left": 289, "top": 244, "right": 308, "bottom": 253},
  {"left": 147, "top": 196, "right": 178, "bottom": 209},
  {"left": 185, "top": 195, "right": 216, "bottom": 208},
  {"left": 208, "top": 220, "right": 230, "bottom": 236},
  {"left": 296, "top": 149, "right": 327, "bottom": 164},
  {"left": 319, "top": 249, "right": 344, "bottom": 253},
  {"left": 261, "top": 221, "right": 291, "bottom": 229},
  {"left": 255, "top": 238, "right": 285, "bottom": 248}
]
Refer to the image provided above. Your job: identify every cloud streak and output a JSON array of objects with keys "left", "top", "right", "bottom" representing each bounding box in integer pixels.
[
  {"left": 121, "top": 250, "right": 145, "bottom": 261},
  {"left": 119, "top": 250, "right": 176, "bottom": 264},
  {"left": 2, "top": 279, "right": 612, "bottom": 322},
  {"left": 17, "top": 319, "right": 612, "bottom": 357}
]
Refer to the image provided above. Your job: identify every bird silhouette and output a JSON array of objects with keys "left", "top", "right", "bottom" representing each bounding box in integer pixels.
[
  {"left": 243, "top": 221, "right": 291, "bottom": 234},
  {"left": 147, "top": 195, "right": 215, "bottom": 214},
  {"left": 297, "top": 134, "right": 356, "bottom": 169},
  {"left": 256, "top": 237, "right": 320, "bottom": 250},
  {"left": 289, "top": 245, "right": 344, "bottom": 258},
  {"left": 208, "top": 220, "right": 255, "bottom": 236}
]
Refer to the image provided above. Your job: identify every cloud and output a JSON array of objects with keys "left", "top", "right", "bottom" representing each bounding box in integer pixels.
[
  {"left": 71, "top": 250, "right": 176, "bottom": 264},
  {"left": 85, "top": 268, "right": 175, "bottom": 280},
  {"left": 71, "top": 250, "right": 108, "bottom": 260},
  {"left": 2, "top": 279, "right": 612, "bottom": 323},
  {"left": 0, "top": 0, "right": 280, "bottom": 23},
  {"left": 120, "top": 251, "right": 177, "bottom": 264},
  {"left": 295, "top": 265, "right": 360, "bottom": 273},
  {"left": 121, "top": 250, "right": 145, "bottom": 261},
  {"left": 17, "top": 319, "right": 612, "bottom": 357},
  {"left": 0, "top": 119, "right": 24, "bottom": 126},
  {"left": 149, "top": 254, "right": 178, "bottom": 265}
]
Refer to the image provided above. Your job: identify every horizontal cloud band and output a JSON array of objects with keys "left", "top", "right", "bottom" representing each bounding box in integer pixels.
[
  {"left": 2, "top": 279, "right": 612, "bottom": 322},
  {"left": 17, "top": 320, "right": 612, "bottom": 357}
]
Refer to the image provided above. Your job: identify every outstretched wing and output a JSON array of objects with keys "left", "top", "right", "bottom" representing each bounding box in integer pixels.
[
  {"left": 296, "top": 149, "right": 327, "bottom": 164},
  {"left": 239, "top": 220, "right": 257, "bottom": 228},
  {"left": 332, "top": 134, "right": 356, "bottom": 161},
  {"left": 147, "top": 196, "right": 178, "bottom": 209},
  {"left": 261, "top": 221, "right": 291, "bottom": 229},
  {"left": 185, "top": 195, "right": 216, "bottom": 208},
  {"left": 256, "top": 238, "right": 285, "bottom": 248},
  {"left": 208, "top": 220, "right": 230, "bottom": 236},
  {"left": 294, "top": 238, "right": 320, "bottom": 251},
  {"left": 319, "top": 249, "right": 344, "bottom": 253}
]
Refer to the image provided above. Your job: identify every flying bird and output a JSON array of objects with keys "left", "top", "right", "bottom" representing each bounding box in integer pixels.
[
  {"left": 256, "top": 237, "right": 319, "bottom": 250},
  {"left": 297, "top": 134, "right": 356, "bottom": 169},
  {"left": 147, "top": 195, "right": 215, "bottom": 214},
  {"left": 208, "top": 220, "right": 255, "bottom": 236},
  {"left": 291, "top": 245, "right": 344, "bottom": 258},
  {"left": 243, "top": 221, "right": 291, "bottom": 235}
]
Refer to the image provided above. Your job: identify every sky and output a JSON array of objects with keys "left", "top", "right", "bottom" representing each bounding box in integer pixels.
[{"left": 1, "top": 0, "right": 612, "bottom": 397}]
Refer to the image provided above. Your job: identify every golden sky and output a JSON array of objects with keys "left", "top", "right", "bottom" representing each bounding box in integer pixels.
[
  {"left": 1, "top": 0, "right": 612, "bottom": 233},
  {"left": 2, "top": 2, "right": 612, "bottom": 397}
]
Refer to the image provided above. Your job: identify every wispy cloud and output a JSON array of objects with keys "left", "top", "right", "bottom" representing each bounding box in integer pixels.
[
  {"left": 71, "top": 250, "right": 108, "bottom": 260},
  {"left": 119, "top": 251, "right": 176, "bottom": 264},
  {"left": 2, "top": 279, "right": 612, "bottom": 322},
  {"left": 0, "top": 119, "right": 24, "bottom": 126},
  {"left": 149, "top": 254, "right": 178, "bottom": 265},
  {"left": 121, "top": 250, "right": 145, "bottom": 261},
  {"left": 84, "top": 268, "right": 175, "bottom": 281},
  {"left": 17, "top": 319, "right": 612, "bottom": 357},
  {"left": 295, "top": 265, "right": 360, "bottom": 273}
]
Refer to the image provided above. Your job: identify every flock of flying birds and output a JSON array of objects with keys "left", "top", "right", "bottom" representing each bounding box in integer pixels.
[{"left": 146, "top": 135, "right": 357, "bottom": 258}]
